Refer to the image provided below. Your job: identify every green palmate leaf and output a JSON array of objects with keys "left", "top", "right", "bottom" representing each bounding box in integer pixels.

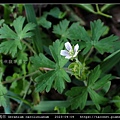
[
  {"left": 87, "top": 65, "right": 111, "bottom": 96},
  {"left": 35, "top": 68, "right": 70, "bottom": 93},
  {"left": 90, "top": 19, "right": 118, "bottom": 54},
  {"left": 88, "top": 87, "right": 108, "bottom": 110},
  {"left": 53, "top": 19, "right": 70, "bottom": 40},
  {"left": 72, "top": 90, "right": 88, "bottom": 110},
  {"left": 30, "top": 40, "right": 71, "bottom": 93},
  {"left": 0, "top": 16, "right": 36, "bottom": 57},
  {"left": 90, "top": 19, "right": 107, "bottom": 42},
  {"left": 66, "top": 87, "right": 88, "bottom": 110},
  {"left": 30, "top": 53, "right": 55, "bottom": 70},
  {"left": 53, "top": 73, "right": 65, "bottom": 93},
  {"left": 13, "top": 16, "right": 25, "bottom": 34},
  {"left": 13, "top": 16, "right": 36, "bottom": 39},
  {"left": 0, "top": 40, "right": 22, "bottom": 57},
  {"left": 0, "top": 16, "right": 36, "bottom": 40},
  {"left": 88, "top": 65, "right": 101, "bottom": 86},
  {"left": 0, "top": 83, "right": 7, "bottom": 107},
  {"left": 89, "top": 20, "right": 118, "bottom": 54},
  {"left": 49, "top": 40, "right": 68, "bottom": 67},
  {"left": 54, "top": 69, "right": 71, "bottom": 93},
  {"left": 0, "top": 24, "right": 17, "bottom": 39},
  {"left": 58, "top": 68, "right": 70, "bottom": 83},
  {"left": 35, "top": 70, "right": 55, "bottom": 93},
  {"left": 68, "top": 22, "right": 91, "bottom": 41},
  {"left": 95, "top": 35, "right": 119, "bottom": 54},
  {"left": 49, "top": 40, "right": 63, "bottom": 63},
  {"left": 65, "top": 87, "right": 87, "bottom": 109},
  {"left": 67, "top": 19, "right": 118, "bottom": 54},
  {"left": 20, "top": 23, "right": 36, "bottom": 38},
  {"left": 65, "top": 86, "right": 85, "bottom": 97}
]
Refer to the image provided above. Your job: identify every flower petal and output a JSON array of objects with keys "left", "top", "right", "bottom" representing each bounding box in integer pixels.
[
  {"left": 65, "top": 42, "right": 72, "bottom": 51},
  {"left": 65, "top": 55, "right": 72, "bottom": 59},
  {"left": 60, "top": 50, "right": 70, "bottom": 56},
  {"left": 73, "top": 51, "right": 78, "bottom": 57},
  {"left": 74, "top": 44, "right": 79, "bottom": 53}
]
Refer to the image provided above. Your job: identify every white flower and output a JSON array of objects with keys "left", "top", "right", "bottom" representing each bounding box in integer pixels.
[{"left": 60, "top": 42, "right": 79, "bottom": 59}]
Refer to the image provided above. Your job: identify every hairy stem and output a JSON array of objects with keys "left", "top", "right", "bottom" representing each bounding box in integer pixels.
[
  {"left": 21, "top": 39, "right": 37, "bottom": 54},
  {"left": 84, "top": 46, "right": 94, "bottom": 62}
]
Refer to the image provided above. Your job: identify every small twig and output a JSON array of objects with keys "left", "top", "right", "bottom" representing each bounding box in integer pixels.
[
  {"left": 96, "top": 4, "right": 112, "bottom": 18},
  {"left": 40, "top": 67, "right": 73, "bottom": 74},
  {"left": 39, "top": 67, "right": 53, "bottom": 71}
]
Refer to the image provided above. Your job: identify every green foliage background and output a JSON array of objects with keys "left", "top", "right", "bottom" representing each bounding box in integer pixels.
[{"left": 0, "top": 4, "right": 120, "bottom": 114}]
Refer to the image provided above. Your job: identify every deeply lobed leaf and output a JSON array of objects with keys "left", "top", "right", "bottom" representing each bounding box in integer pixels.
[
  {"left": 0, "top": 40, "right": 22, "bottom": 57},
  {"left": 65, "top": 87, "right": 88, "bottom": 110},
  {"left": 35, "top": 68, "right": 70, "bottom": 93},
  {"left": 30, "top": 53, "right": 56, "bottom": 69},
  {"left": 95, "top": 35, "right": 119, "bottom": 54},
  {"left": 53, "top": 19, "right": 70, "bottom": 40},
  {"left": 0, "top": 24, "right": 17, "bottom": 39},
  {"left": 31, "top": 40, "right": 71, "bottom": 93},
  {"left": 68, "top": 22, "right": 91, "bottom": 41},
  {"left": 0, "top": 16, "right": 36, "bottom": 57},
  {"left": 90, "top": 19, "right": 107, "bottom": 41}
]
